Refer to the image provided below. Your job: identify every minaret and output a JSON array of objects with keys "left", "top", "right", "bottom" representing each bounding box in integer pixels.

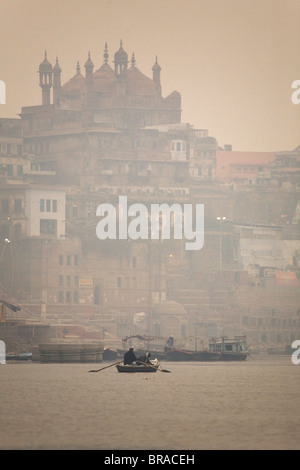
[
  {"left": 52, "top": 57, "right": 61, "bottom": 107},
  {"left": 103, "top": 42, "right": 109, "bottom": 65},
  {"left": 114, "top": 40, "right": 128, "bottom": 77},
  {"left": 152, "top": 56, "right": 161, "bottom": 96},
  {"left": 85, "top": 51, "right": 94, "bottom": 108},
  {"left": 131, "top": 53, "right": 136, "bottom": 67},
  {"left": 39, "top": 51, "right": 53, "bottom": 105},
  {"left": 84, "top": 51, "right": 94, "bottom": 78}
]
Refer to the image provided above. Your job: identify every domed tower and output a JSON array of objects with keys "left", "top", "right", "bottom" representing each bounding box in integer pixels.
[
  {"left": 52, "top": 57, "right": 62, "bottom": 107},
  {"left": 39, "top": 51, "right": 53, "bottom": 105},
  {"left": 84, "top": 51, "right": 94, "bottom": 79},
  {"left": 114, "top": 40, "right": 128, "bottom": 77},
  {"left": 152, "top": 56, "right": 161, "bottom": 96}
]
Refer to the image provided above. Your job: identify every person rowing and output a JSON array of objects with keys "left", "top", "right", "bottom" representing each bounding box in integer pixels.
[
  {"left": 136, "top": 352, "right": 152, "bottom": 365},
  {"left": 123, "top": 347, "right": 137, "bottom": 365}
]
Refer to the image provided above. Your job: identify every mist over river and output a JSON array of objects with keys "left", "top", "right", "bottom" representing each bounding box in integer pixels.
[{"left": 0, "top": 355, "right": 299, "bottom": 450}]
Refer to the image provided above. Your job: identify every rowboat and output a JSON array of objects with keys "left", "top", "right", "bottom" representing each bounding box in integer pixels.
[{"left": 116, "top": 361, "right": 159, "bottom": 373}]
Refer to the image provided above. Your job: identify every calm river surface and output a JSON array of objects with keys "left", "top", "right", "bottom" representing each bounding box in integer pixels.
[{"left": 0, "top": 355, "right": 299, "bottom": 450}]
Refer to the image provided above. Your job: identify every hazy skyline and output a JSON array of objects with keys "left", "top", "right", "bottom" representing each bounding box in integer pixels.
[{"left": 0, "top": 0, "right": 299, "bottom": 152}]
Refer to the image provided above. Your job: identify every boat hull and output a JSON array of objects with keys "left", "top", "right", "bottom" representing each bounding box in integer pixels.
[
  {"left": 219, "top": 352, "right": 248, "bottom": 361},
  {"left": 116, "top": 364, "right": 159, "bottom": 373},
  {"left": 166, "top": 349, "right": 247, "bottom": 362}
]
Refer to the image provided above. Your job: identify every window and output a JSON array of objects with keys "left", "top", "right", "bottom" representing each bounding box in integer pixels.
[
  {"left": 46, "top": 199, "right": 51, "bottom": 212},
  {"left": 40, "top": 219, "right": 57, "bottom": 236},
  {"left": 74, "top": 275, "right": 79, "bottom": 287},
  {"left": 2, "top": 199, "right": 9, "bottom": 213},
  {"left": 52, "top": 200, "right": 57, "bottom": 212},
  {"left": 58, "top": 291, "right": 64, "bottom": 303},
  {"left": 67, "top": 275, "right": 71, "bottom": 287},
  {"left": 132, "top": 257, "right": 136, "bottom": 268},
  {"left": 40, "top": 199, "right": 45, "bottom": 212},
  {"left": 59, "top": 254, "right": 63, "bottom": 265},
  {"left": 59, "top": 275, "right": 63, "bottom": 287},
  {"left": 14, "top": 199, "right": 22, "bottom": 213},
  {"left": 74, "top": 254, "right": 78, "bottom": 266},
  {"left": 66, "top": 291, "right": 71, "bottom": 303},
  {"left": 73, "top": 291, "right": 79, "bottom": 303},
  {"left": 118, "top": 277, "right": 122, "bottom": 288},
  {"left": 67, "top": 255, "right": 71, "bottom": 266},
  {"left": 17, "top": 165, "right": 23, "bottom": 177},
  {"left": 0, "top": 224, "right": 9, "bottom": 239}
]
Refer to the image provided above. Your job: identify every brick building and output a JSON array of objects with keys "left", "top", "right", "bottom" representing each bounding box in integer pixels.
[{"left": 0, "top": 42, "right": 299, "bottom": 349}]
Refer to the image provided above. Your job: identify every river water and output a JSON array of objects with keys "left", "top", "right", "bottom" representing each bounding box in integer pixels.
[{"left": 0, "top": 355, "right": 299, "bottom": 450}]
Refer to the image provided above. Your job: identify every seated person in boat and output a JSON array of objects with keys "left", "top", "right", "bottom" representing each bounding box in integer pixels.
[
  {"left": 136, "top": 352, "right": 152, "bottom": 365},
  {"left": 123, "top": 347, "right": 137, "bottom": 365}
]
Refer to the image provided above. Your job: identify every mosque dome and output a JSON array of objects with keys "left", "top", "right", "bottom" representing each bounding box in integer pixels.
[
  {"left": 126, "top": 66, "right": 157, "bottom": 96},
  {"left": 114, "top": 41, "right": 128, "bottom": 63},
  {"left": 61, "top": 63, "right": 86, "bottom": 98},
  {"left": 39, "top": 51, "right": 52, "bottom": 72}
]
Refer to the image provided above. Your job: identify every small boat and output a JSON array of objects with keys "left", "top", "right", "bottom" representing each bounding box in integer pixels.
[
  {"left": 116, "top": 360, "right": 160, "bottom": 373},
  {"left": 6, "top": 352, "right": 32, "bottom": 361}
]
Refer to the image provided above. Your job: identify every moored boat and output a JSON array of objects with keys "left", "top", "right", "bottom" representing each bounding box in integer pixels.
[
  {"left": 166, "top": 348, "right": 221, "bottom": 361},
  {"left": 6, "top": 352, "right": 33, "bottom": 361},
  {"left": 166, "top": 335, "right": 248, "bottom": 362}
]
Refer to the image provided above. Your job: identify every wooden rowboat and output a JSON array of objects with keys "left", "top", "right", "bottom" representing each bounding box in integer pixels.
[{"left": 116, "top": 363, "right": 159, "bottom": 373}]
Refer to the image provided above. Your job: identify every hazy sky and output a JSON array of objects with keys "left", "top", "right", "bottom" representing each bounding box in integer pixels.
[{"left": 0, "top": 0, "right": 299, "bottom": 152}]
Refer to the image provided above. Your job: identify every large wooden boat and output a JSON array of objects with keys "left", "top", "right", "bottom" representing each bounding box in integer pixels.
[
  {"left": 166, "top": 336, "right": 248, "bottom": 362},
  {"left": 166, "top": 349, "right": 221, "bottom": 361}
]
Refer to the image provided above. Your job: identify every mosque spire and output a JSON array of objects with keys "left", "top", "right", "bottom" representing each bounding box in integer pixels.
[
  {"left": 104, "top": 42, "right": 109, "bottom": 64},
  {"left": 85, "top": 51, "right": 94, "bottom": 78},
  {"left": 152, "top": 55, "right": 161, "bottom": 96},
  {"left": 131, "top": 52, "right": 136, "bottom": 67}
]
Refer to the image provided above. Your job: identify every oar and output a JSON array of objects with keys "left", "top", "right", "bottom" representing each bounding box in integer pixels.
[
  {"left": 139, "top": 360, "right": 171, "bottom": 373},
  {"left": 88, "top": 361, "right": 122, "bottom": 373}
]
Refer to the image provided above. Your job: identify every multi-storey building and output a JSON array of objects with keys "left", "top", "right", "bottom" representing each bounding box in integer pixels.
[{"left": 0, "top": 42, "right": 299, "bottom": 349}]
